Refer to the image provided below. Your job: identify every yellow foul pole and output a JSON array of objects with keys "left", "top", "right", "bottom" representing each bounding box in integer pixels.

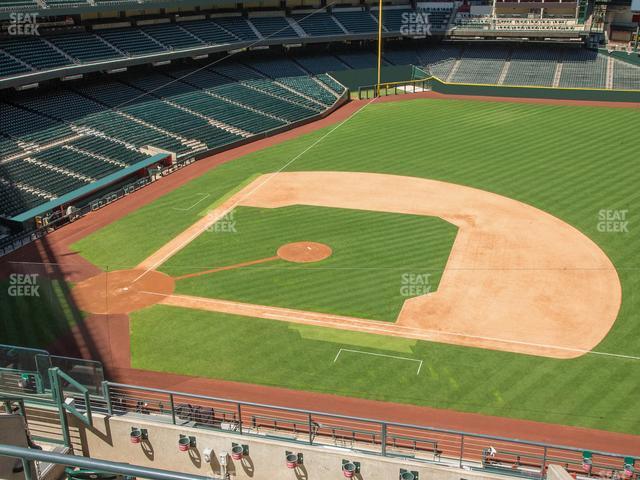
[{"left": 376, "top": 0, "right": 383, "bottom": 97}]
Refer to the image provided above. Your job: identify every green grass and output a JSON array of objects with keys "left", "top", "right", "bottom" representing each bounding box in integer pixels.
[
  {"left": 131, "top": 306, "right": 640, "bottom": 434},
  {"left": 0, "top": 278, "right": 82, "bottom": 348},
  {"left": 71, "top": 98, "right": 640, "bottom": 433},
  {"left": 160, "top": 205, "right": 457, "bottom": 321}
]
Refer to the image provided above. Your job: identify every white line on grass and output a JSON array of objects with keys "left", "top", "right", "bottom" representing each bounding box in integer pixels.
[
  {"left": 333, "top": 348, "right": 423, "bottom": 375},
  {"left": 260, "top": 312, "right": 640, "bottom": 362},
  {"left": 132, "top": 96, "right": 378, "bottom": 283},
  {"left": 171, "top": 193, "right": 211, "bottom": 211}
]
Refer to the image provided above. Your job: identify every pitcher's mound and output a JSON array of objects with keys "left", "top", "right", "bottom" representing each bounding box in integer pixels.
[
  {"left": 72, "top": 269, "right": 175, "bottom": 315},
  {"left": 277, "top": 242, "right": 332, "bottom": 263}
]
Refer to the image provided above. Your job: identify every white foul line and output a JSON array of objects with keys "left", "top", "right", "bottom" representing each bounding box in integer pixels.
[
  {"left": 130, "top": 96, "right": 377, "bottom": 285},
  {"left": 171, "top": 193, "right": 211, "bottom": 211},
  {"left": 333, "top": 348, "right": 423, "bottom": 375}
]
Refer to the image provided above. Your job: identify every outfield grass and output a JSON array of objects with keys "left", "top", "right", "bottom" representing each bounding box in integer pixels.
[
  {"left": 131, "top": 306, "right": 640, "bottom": 434},
  {"left": 72, "top": 98, "right": 640, "bottom": 433},
  {"left": 0, "top": 278, "right": 81, "bottom": 348},
  {"left": 160, "top": 205, "right": 457, "bottom": 321}
]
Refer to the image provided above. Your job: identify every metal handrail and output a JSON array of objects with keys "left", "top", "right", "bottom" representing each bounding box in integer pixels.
[
  {"left": 104, "top": 382, "right": 638, "bottom": 460},
  {"left": 0, "top": 443, "right": 219, "bottom": 480}
]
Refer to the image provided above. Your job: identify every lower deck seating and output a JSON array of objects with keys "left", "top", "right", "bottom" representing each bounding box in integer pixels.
[
  {"left": 96, "top": 28, "right": 167, "bottom": 56},
  {"left": 47, "top": 32, "right": 124, "bottom": 63},
  {"left": 249, "top": 16, "right": 299, "bottom": 39},
  {"left": 178, "top": 20, "right": 238, "bottom": 45},
  {"left": 558, "top": 49, "right": 606, "bottom": 89},
  {"left": 0, "top": 37, "right": 70, "bottom": 70},
  {"left": 0, "top": 181, "right": 46, "bottom": 218},
  {"left": 213, "top": 16, "right": 258, "bottom": 40},
  {"left": 503, "top": 48, "right": 560, "bottom": 87},
  {"left": 450, "top": 46, "right": 509, "bottom": 84},
  {"left": 212, "top": 82, "right": 319, "bottom": 121},
  {"left": 333, "top": 9, "right": 378, "bottom": 33},
  {"left": 140, "top": 23, "right": 205, "bottom": 50},
  {"left": 0, "top": 62, "right": 344, "bottom": 219},
  {"left": 0, "top": 51, "right": 31, "bottom": 77},
  {"left": 249, "top": 57, "right": 308, "bottom": 78},
  {"left": 377, "top": 8, "right": 412, "bottom": 32},
  {"left": 278, "top": 76, "right": 339, "bottom": 106},
  {"left": 293, "top": 13, "right": 344, "bottom": 36},
  {"left": 612, "top": 59, "right": 640, "bottom": 91},
  {"left": 293, "top": 54, "right": 350, "bottom": 74}
]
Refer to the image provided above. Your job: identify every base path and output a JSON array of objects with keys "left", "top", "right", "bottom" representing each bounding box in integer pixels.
[
  {"left": 73, "top": 269, "right": 175, "bottom": 315},
  {"left": 182, "top": 171, "right": 618, "bottom": 359},
  {"left": 1, "top": 94, "right": 634, "bottom": 451}
]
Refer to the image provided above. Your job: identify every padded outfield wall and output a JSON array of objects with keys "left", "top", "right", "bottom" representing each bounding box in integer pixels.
[
  {"left": 329, "top": 65, "right": 428, "bottom": 91},
  {"left": 429, "top": 77, "right": 640, "bottom": 102}
]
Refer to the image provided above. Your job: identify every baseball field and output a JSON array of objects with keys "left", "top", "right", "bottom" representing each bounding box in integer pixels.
[{"left": 3, "top": 96, "right": 639, "bottom": 435}]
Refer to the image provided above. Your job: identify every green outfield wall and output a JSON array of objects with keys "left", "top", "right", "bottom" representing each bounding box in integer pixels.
[
  {"left": 429, "top": 77, "right": 640, "bottom": 103},
  {"left": 329, "top": 65, "right": 427, "bottom": 91}
]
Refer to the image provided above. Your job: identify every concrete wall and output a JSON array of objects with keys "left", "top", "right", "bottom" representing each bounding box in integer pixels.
[
  {"left": 72, "top": 413, "right": 516, "bottom": 480},
  {"left": 0, "top": 414, "right": 29, "bottom": 479}
]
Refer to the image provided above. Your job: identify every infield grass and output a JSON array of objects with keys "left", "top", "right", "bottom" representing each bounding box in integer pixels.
[
  {"left": 160, "top": 205, "right": 457, "bottom": 321},
  {"left": 69, "top": 98, "right": 640, "bottom": 434}
]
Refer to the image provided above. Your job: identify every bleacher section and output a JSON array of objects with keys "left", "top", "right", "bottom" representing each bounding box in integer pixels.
[
  {"left": 96, "top": 28, "right": 167, "bottom": 56},
  {"left": 612, "top": 60, "right": 640, "bottom": 90},
  {"left": 1, "top": 7, "right": 635, "bottom": 95},
  {"left": 250, "top": 57, "right": 308, "bottom": 78},
  {"left": 292, "top": 12, "right": 344, "bottom": 36},
  {"left": 502, "top": 48, "right": 560, "bottom": 87},
  {"left": 376, "top": 7, "right": 411, "bottom": 32},
  {"left": 249, "top": 16, "right": 298, "bottom": 39},
  {"left": 0, "top": 51, "right": 31, "bottom": 77},
  {"left": 293, "top": 54, "right": 350, "bottom": 74},
  {"left": 212, "top": 16, "right": 259, "bottom": 40},
  {"left": 47, "top": 32, "right": 124, "bottom": 63},
  {"left": 178, "top": 20, "right": 239, "bottom": 45},
  {"left": 140, "top": 23, "right": 205, "bottom": 50},
  {"left": 333, "top": 8, "right": 379, "bottom": 33},
  {"left": 416, "top": 45, "right": 462, "bottom": 79},
  {"left": 0, "top": 62, "right": 345, "bottom": 219},
  {"left": 450, "top": 45, "right": 509, "bottom": 84},
  {"left": 419, "top": 6, "right": 454, "bottom": 31},
  {"left": 0, "top": 37, "right": 70, "bottom": 70},
  {"left": 0, "top": 0, "right": 37, "bottom": 10},
  {"left": 559, "top": 48, "right": 607, "bottom": 88}
]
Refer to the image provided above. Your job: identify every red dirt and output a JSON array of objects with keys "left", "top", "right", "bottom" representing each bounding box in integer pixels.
[
  {"left": 277, "top": 241, "right": 332, "bottom": 263},
  {"left": 372, "top": 90, "right": 640, "bottom": 109},
  {"left": 173, "top": 256, "right": 279, "bottom": 281},
  {"left": 3, "top": 94, "right": 639, "bottom": 455},
  {"left": 72, "top": 269, "right": 175, "bottom": 315}
]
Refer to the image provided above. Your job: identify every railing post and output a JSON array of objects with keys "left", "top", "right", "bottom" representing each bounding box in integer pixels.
[
  {"left": 542, "top": 446, "right": 548, "bottom": 475},
  {"left": 308, "top": 413, "right": 313, "bottom": 445},
  {"left": 49, "top": 368, "right": 71, "bottom": 448},
  {"left": 237, "top": 403, "right": 243, "bottom": 434},
  {"left": 459, "top": 434, "right": 465, "bottom": 468},
  {"left": 102, "top": 382, "right": 113, "bottom": 416},
  {"left": 169, "top": 393, "right": 176, "bottom": 425},
  {"left": 34, "top": 372, "right": 44, "bottom": 394},
  {"left": 21, "top": 458, "right": 33, "bottom": 480},
  {"left": 381, "top": 422, "right": 387, "bottom": 456}
]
